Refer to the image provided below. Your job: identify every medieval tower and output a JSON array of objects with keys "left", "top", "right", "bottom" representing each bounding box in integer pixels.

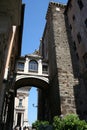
[{"left": 39, "top": 1, "right": 87, "bottom": 121}]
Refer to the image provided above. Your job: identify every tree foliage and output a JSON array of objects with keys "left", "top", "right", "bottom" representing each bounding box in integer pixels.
[
  {"left": 53, "top": 114, "right": 87, "bottom": 130},
  {"left": 32, "top": 120, "right": 49, "bottom": 130}
]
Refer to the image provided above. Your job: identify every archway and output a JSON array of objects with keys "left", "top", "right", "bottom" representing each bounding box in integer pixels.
[
  {"left": 13, "top": 76, "right": 49, "bottom": 129},
  {"left": 15, "top": 76, "right": 49, "bottom": 90}
]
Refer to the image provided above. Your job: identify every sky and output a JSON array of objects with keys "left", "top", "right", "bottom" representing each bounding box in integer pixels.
[{"left": 22, "top": 0, "right": 68, "bottom": 125}]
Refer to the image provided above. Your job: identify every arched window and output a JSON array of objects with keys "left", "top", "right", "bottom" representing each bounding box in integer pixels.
[{"left": 29, "top": 60, "right": 38, "bottom": 72}]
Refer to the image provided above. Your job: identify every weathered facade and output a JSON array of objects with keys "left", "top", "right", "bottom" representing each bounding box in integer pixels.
[
  {"left": 0, "top": 0, "right": 24, "bottom": 130},
  {"left": 65, "top": 0, "right": 87, "bottom": 76},
  {"left": 1, "top": 0, "right": 87, "bottom": 129},
  {"left": 65, "top": 0, "right": 87, "bottom": 120},
  {"left": 39, "top": 1, "right": 87, "bottom": 121},
  {"left": 13, "top": 87, "right": 30, "bottom": 130}
]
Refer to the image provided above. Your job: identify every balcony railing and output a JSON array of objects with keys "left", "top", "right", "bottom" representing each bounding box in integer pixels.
[
  {"left": 42, "top": 70, "right": 48, "bottom": 74},
  {"left": 15, "top": 106, "right": 25, "bottom": 110}
]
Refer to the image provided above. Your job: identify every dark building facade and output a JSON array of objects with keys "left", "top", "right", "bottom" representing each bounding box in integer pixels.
[
  {"left": 0, "top": 0, "right": 25, "bottom": 130},
  {"left": 39, "top": 1, "right": 87, "bottom": 121}
]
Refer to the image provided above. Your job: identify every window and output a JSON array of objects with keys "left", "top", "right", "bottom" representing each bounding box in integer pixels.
[
  {"left": 17, "top": 113, "right": 21, "bottom": 126},
  {"left": 69, "top": 24, "right": 72, "bottom": 30},
  {"left": 29, "top": 60, "right": 38, "bottom": 72},
  {"left": 17, "top": 62, "right": 24, "bottom": 71},
  {"left": 77, "top": 33, "right": 81, "bottom": 43},
  {"left": 73, "top": 41, "right": 77, "bottom": 51},
  {"left": 83, "top": 54, "right": 87, "bottom": 67},
  {"left": 77, "top": 0, "right": 84, "bottom": 10},
  {"left": 72, "top": 15, "right": 75, "bottom": 21},
  {"left": 85, "top": 19, "right": 87, "bottom": 28},
  {"left": 42, "top": 65, "right": 48, "bottom": 74},
  {"left": 76, "top": 53, "right": 79, "bottom": 60},
  {"left": 19, "top": 99, "right": 22, "bottom": 107}
]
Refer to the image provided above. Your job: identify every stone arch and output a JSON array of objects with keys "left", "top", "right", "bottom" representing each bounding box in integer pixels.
[
  {"left": 14, "top": 76, "right": 49, "bottom": 90},
  {"left": 14, "top": 75, "right": 49, "bottom": 122}
]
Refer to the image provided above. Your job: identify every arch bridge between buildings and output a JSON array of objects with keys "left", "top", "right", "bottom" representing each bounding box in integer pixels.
[
  {"left": 14, "top": 54, "right": 49, "bottom": 123},
  {"left": 15, "top": 74, "right": 49, "bottom": 90},
  {"left": 14, "top": 54, "right": 49, "bottom": 90}
]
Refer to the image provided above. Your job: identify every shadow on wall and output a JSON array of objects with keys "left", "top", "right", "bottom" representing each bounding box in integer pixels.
[{"left": 46, "top": 14, "right": 61, "bottom": 122}]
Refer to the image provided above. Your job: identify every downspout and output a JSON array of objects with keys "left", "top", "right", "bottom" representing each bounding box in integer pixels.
[{"left": 4, "top": 26, "right": 17, "bottom": 80}]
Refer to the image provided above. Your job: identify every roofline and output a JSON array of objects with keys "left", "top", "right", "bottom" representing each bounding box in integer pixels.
[
  {"left": 65, "top": 0, "right": 71, "bottom": 14},
  {"left": 42, "top": 1, "right": 66, "bottom": 42},
  {"left": 46, "top": 2, "right": 66, "bottom": 19}
]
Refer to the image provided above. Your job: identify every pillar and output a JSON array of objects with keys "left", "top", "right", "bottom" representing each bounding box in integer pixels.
[
  {"left": 21, "top": 113, "right": 24, "bottom": 127},
  {"left": 24, "top": 57, "right": 29, "bottom": 73},
  {"left": 38, "top": 59, "right": 42, "bottom": 75},
  {"left": 15, "top": 113, "right": 18, "bottom": 127}
]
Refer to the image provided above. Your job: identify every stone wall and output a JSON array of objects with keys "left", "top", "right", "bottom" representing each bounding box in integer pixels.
[
  {"left": 44, "top": 3, "right": 76, "bottom": 118},
  {"left": 41, "top": 2, "right": 87, "bottom": 120}
]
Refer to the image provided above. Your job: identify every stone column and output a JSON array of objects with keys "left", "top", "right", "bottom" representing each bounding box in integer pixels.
[
  {"left": 21, "top": 113, "right": 24, "bottom": 127},
  {"left": 15, "top": 113, "right": 18, "bottom": 127},
  {"left": 38, "top": 59, "right": 42, "bottom": 75},
  {"left": 24, "top": 57, "right": 29, "bottom": 73}
]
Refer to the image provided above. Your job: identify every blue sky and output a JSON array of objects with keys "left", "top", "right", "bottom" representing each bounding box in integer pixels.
[{"left": 22, "top": 0, "right": 68, "bottom": 125}]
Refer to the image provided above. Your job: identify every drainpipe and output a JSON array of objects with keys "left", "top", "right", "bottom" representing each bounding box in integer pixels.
[{"left": 4, "top": 26, "right": 17, "bottom": 80}]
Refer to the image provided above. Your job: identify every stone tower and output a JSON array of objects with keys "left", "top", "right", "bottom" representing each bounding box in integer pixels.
[{"left": 40, "top": 2, "right": 87, "bottom": 120}]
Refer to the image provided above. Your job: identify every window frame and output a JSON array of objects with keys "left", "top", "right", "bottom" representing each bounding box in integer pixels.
[
  {"left": 42, "top": 65, "right": 48, "bottom": 74},
  {"left": 29, "top": 60, "right": 38, "bottom": 72},
  {"left": 19, "top": 99, "right": 23, "bottom": 107},
  {"left": 17, "top": 62, "right": 24, "bottom": 71}
]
